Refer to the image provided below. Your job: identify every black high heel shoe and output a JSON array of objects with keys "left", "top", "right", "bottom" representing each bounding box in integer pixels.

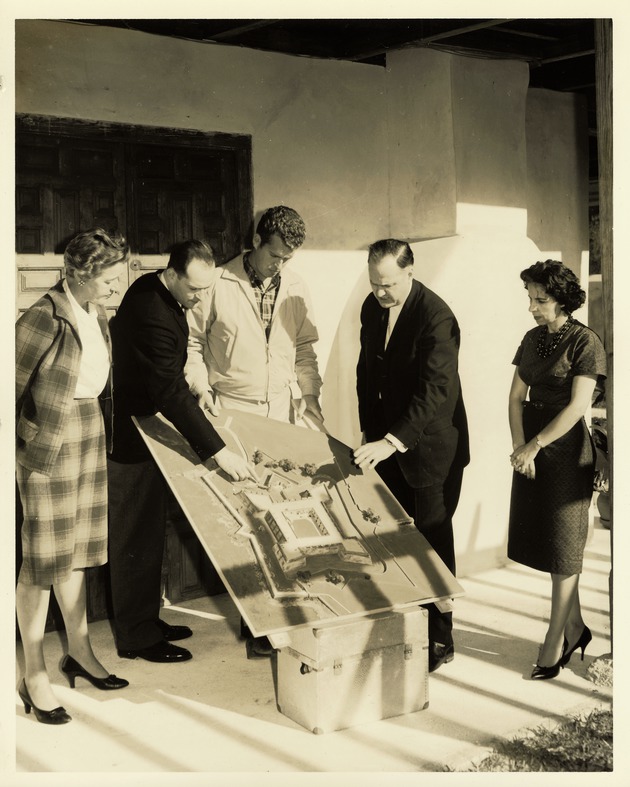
[
  {"left": 18, "top": 679, "right": 71, "bottom": 725},
  {"left": 531, "top": 638, "right": 567, "bottom": 681},
  {"left": 531, "top": 658, "right": 563, "bottom": 680},
  {"left": 61, "top": 655, "right": 129, "bottom": 690},
  {"left": 560, "top": 626, "right": 592, "bottom": 667}
]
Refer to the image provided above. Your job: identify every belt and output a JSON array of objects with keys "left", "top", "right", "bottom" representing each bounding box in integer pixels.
[{"left": 523, "top": 400, "right": 564, "bottom": 411}]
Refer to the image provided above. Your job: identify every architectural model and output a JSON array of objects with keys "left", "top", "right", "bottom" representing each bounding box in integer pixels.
[{"left": 134, "top": 410, "right": 462, "bottom": 636}]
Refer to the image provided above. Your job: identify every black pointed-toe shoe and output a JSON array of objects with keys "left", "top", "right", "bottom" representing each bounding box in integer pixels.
[
  {"left": 118, "top": 640, "right": 193, "bottom": 663},
  {"left": 531, "top": 637, "right": 569, "bottom": 680},
  {"left": 531, "top": 658, "right": 563, "bottom": 680},
  {"left": 428, "top": 642, "right": 455, "bottom": 673},
  {"left": 156, "top": 618, "right": 193, "bottom": 642},
  {"left": 18, "top": 679, "right": 72, "bottom": 725},
  {"left": 61, "top": 654, "right": 129, "bottom": 690}
]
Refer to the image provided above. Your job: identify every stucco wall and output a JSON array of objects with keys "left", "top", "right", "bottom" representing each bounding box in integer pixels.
[
  {"left": 15, "top": 20, "right": 389, "bottom": 250},
  {"left": 526, "top": 88, "right": 590, "bottom": 274},
  {"left": 452, "top": 57, "right": 529, "bottom": 210},
  {"left": 386, "top": 49, "right": 457, "bottom": 240}
]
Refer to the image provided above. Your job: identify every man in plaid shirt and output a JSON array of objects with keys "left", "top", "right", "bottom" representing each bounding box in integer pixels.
[
  {"left": 185, "top": 206, "right": 323, "bottom": 657},
  {"left": 185, "top": 206, "right": 323, "bottom": 426}
]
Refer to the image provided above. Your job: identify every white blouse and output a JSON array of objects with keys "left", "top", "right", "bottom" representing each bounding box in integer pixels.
[{"left": 63, "top": 279, "right": 110, "bottom": 398}]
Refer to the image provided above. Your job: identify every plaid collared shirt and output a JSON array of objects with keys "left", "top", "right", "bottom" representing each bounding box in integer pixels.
[{"left": 243, "top": 252, "right": 281, "bottom": 339}]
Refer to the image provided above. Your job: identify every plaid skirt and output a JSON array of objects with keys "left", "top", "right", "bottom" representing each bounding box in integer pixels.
[{"left": 17, "top": 398, "right": 108, "bottom": 585}]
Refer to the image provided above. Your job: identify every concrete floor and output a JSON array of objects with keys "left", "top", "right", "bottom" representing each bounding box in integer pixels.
[{"left": 12, "top": 515, "right": 612, "bottom": 778}]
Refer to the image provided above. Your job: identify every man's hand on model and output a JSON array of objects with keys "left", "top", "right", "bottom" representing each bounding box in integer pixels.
[
  {"left": 293, "top": 394, "right": 324, "bottom": 423},
  {"left": 213, "top": 447, "right": 259, "bottom": 482},
  {"left": 352, "top": 438, "right": 397, "bottom": 471}
]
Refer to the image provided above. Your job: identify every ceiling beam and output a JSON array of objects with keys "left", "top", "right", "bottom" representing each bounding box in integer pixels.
[
  {"left": 491, "top": 25, "right": 559, "bottom": 41},
  {"left": 347, "top": 19, "right": 513, "bottom": 62},
  {"left": 536, "top": 49, "right": 596, "bottom": 66},
  {"left": 202, "top": 20, "right": 280, "bottom": 42}
]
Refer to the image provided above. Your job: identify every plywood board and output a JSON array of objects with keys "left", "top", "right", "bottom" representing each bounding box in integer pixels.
[{"left": 134, "top": 411, "right": 463, "bottom": 637}]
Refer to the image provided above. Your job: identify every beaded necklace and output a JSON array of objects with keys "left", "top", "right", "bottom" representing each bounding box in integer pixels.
[{"left": 536, "top": 316, "right": 574, "bottom": 358}]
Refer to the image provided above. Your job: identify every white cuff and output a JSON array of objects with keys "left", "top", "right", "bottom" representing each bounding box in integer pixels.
[{"left": 385, "top": 433, "right": 407, "bottom": 453}]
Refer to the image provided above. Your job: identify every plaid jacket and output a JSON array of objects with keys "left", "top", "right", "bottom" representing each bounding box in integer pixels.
[{"left": 16, "top": 280, "right": 112, "bottom": 475}]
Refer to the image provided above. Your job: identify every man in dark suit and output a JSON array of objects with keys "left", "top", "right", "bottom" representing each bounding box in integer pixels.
[
  {"left": 108, "top": 240, "right": 256, "bottom": 663},
  {"left": 353, "top": 238, "right": 469, "bottom": 673}
]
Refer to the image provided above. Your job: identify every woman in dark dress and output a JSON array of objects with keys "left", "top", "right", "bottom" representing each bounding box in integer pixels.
[{"left": 507, "top": 260, "right": 606, "bottom": 680}]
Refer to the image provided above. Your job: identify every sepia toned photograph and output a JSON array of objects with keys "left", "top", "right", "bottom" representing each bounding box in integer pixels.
[{"left": 3, "top": 4, "right": 624, "bottom": 783}]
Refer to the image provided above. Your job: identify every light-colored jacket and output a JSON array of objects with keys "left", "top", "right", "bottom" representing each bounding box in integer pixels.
[
  {"left": 15, "top": 280, "right": 112, "bottom": 475},
  {"left": 185, "top": 254, "right": 322, "bottom": 404}
]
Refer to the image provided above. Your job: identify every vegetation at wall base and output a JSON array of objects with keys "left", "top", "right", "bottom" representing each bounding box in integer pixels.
[{"left": 451, "top": 708, "right": 612, "bottom": 772}]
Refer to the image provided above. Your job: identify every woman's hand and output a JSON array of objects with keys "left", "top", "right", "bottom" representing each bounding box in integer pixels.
[{"left": 510, "top": 440, "right": 539, "bottom": 480}]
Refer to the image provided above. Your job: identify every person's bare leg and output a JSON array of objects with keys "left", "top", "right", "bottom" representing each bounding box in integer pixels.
[
  {"left": 16, "top": 581, "right": 59, "bottom": 710},
  {"left": 538, "top": 573, "right": 579, "bottom": 667},
  {"left": 54, "top": 569, "right": 109, "bottom": 678},
  {"left": 562, "top": 584, "right": 587, "bottom": 650}
]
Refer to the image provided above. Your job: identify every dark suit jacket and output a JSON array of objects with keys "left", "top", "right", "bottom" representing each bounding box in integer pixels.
[
  {"left": 108, "top": 272, "right": 225, "bottom": 463},
  {"left": 357, "top": 279, "right": 469, "bottom": 488}
]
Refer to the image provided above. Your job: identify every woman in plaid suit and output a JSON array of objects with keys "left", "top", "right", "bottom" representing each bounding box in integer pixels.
[{"left": 16, "top": 229, "right": 130, "bottom": 724}]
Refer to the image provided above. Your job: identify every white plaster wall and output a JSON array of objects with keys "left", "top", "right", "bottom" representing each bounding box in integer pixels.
[
  {"left": 386, "top": 49, "right": 457, "bottom": 240},
  {"left": 15, "top": 20, "right": 389, "bottom": 250},
  {"left": 411, "top": 219, "right": 541, "bottom": 574},
  {"left": 451, "top": 57, "right": 530, "bottom": 210},
  {"left": 526, "top": 88, "right": 590, "bottom": 275}
]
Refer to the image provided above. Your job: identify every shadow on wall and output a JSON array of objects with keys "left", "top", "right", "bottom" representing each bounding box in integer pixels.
[
  {"left": 291, "top": 250, "right": 368, "bottom": 448},
  {"left": 321, "top": 269, "right": 370, "bottom": 448}
]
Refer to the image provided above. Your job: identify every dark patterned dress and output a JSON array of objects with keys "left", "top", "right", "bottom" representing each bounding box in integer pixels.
[{"left": 507, "top": 320, "right": 606, "bottom": 574}]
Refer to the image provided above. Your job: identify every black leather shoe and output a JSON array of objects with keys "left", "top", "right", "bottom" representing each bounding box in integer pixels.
[
  {"left": 156, "top": 619, "right": 193, "bottom": 642},
  {"left": 428, "top": 642, "right": 454, "bottom": 673},
  {"left": 118, "top": 640, "right": 192, "bottom": 663},
  {"left": 246, "top": 636, "right": 275, "bottom": 659}
]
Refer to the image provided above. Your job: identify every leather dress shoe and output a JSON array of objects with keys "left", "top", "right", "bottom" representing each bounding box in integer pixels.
[
  {"left": 246, "top": 636, "right": 275, "bottom": 659},
  {"left": 118, "top": 640, "right": 192, "bottom": 663},
  {"left": 156, "top": 619, "right": 193, "bottom": 642},
  {"left": 240, "top": 618, "right": 274, "bottom": 659},
  {"left": 428, "top": 642, "right": 455, "bottom": 673}
]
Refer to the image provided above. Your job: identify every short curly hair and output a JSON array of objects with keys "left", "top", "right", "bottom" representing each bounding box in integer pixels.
[
  {"left": 520, "top": 260, "right": 586, "bottom": 314},
  {"left": 64, "top": 228, "right": 129, "bottom": 279},
  {"left": 256, "top": 206, "right": 306, "bottom": 250}
]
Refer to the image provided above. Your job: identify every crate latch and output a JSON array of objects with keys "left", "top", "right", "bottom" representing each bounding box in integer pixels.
[
  {"left": 333, "top": 659, "right": 343, "bottom": 675},
  {"left": 404, "top": 644, "right": 413, "bottom": 660}
]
